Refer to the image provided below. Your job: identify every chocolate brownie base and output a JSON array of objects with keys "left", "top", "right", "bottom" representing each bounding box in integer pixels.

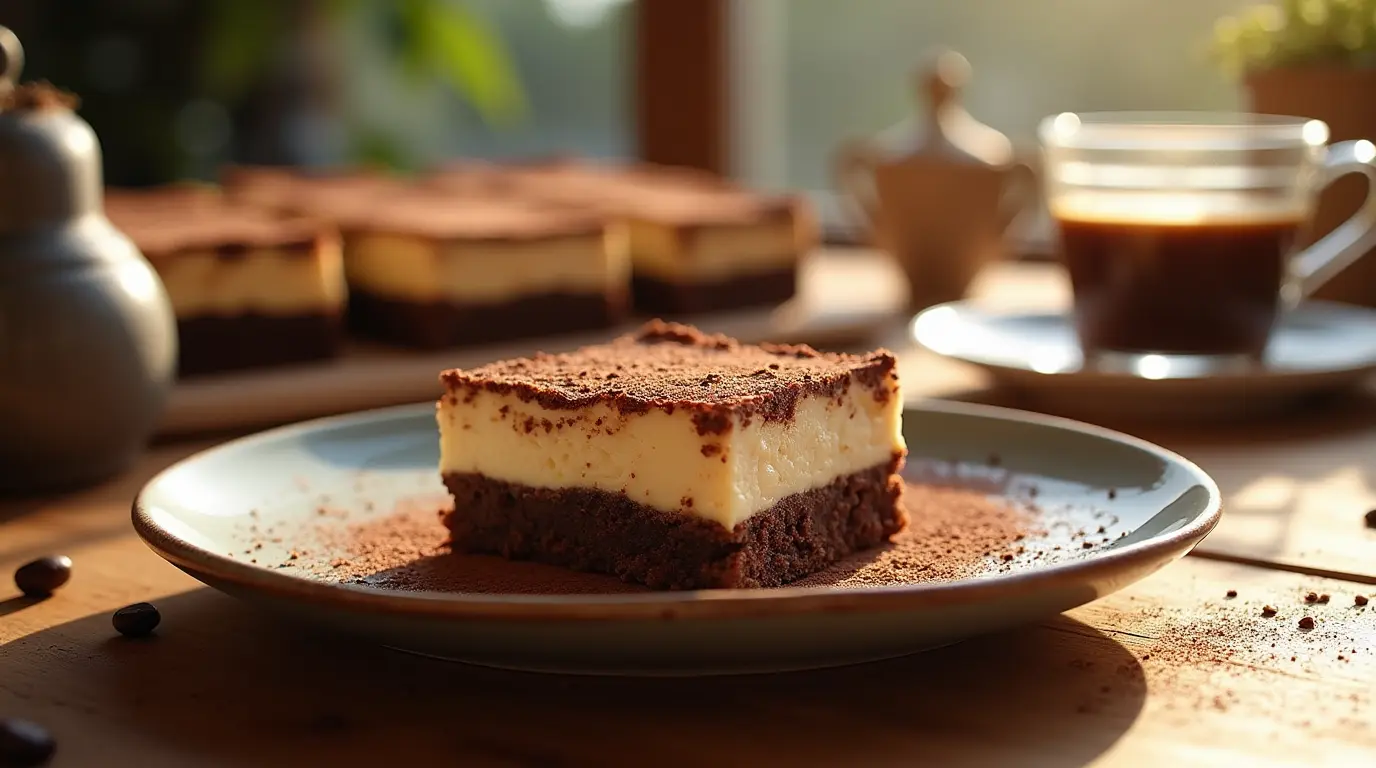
[
  {"left": 630, "top": 264, "right": 797, "bottom": 316},
  {"left": 348, "top": 289, "right": 623, "bottom": 350},
  {"left": 441, "top": 459, "right": 904, "bottom": 590},
  {"left": 177, "top": 313, "right": 341, "bottom": 378}
]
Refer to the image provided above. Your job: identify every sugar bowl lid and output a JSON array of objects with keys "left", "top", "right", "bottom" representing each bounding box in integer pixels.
[{"left": 0, "top": 25, "right": 104, "bottom": 233}]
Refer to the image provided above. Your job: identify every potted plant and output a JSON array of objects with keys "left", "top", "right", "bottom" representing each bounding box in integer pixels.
[{"left": 1214, "top": 0, "right": 1376, "bottom": 307}]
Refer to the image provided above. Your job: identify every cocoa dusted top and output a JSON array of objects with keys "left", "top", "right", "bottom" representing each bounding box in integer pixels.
[
  {"left": 222, "top": 167, "right": 409, "bottom": 224},
  {"left": 440, "top": 321, "right": 897, "bottom": 432},
  {"left": 347, "top": 192, "right": 608, "bottom": 242},
  {"left": 106, "top": 192, "right": 331, "bottom": 259},
  {"left": 432, "top": 160, "right": 802, "bottom": 227}
]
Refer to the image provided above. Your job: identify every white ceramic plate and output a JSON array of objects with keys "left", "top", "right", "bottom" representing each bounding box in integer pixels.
[
  {"left": 133, "top": 401, "right": 1220, "bottom": 675},
  {"left": 912, "top": 300, "right": 1376, "bottom": 421}
]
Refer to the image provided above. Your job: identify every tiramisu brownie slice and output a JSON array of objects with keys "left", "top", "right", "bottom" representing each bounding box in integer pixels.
[
  {"left": 436, "top": 321, "right": 906, "bottom": 590},
  {"left": 430, "top": 160, "right": 817, "bottom": 315},
  {"left": 106, "top": 188, "right": 345, "bottom": 376},
  {"left": 341, "top": 192, "right": 629, "bottom": 348}
]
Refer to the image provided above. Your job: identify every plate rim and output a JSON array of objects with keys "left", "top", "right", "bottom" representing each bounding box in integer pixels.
[
  {"left": 910, "top": 299, "right": 1376, "bottom": 384},
  {"left": 132, "top": 400, "right": 1222, "bottom": 623}
]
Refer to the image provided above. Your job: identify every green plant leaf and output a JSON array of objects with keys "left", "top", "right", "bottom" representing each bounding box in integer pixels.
[
  {"left": 200, "top": 0, "right": 284, "bottom": 100},
  {"left": 391, "top": 0, "right": 435, "bottom": 85},
  {"left": 1212, "top": 0, "right": 1376, "bottom": 74},
  {"left": 408, "top": 0, "right": 528, "bottom": 125},
  {"left": 349, "top": 125, "right": 413, "bottom": 171}
]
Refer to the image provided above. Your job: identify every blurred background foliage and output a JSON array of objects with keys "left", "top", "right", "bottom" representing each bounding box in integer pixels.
[
  {"left": 1213, "top": 0, "right": 1376, "bottom": 75},
  {"left": 10, "top": 0, "right": 536, "bottom": 185}
]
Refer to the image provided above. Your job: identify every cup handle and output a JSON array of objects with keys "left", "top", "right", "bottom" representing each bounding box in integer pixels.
[
  {"left": 832, "top": 139, "right": 883, "bottom": 235},
  {"left": 1291, "top": 140, "right": 1376, "bottom": 304},
  {"left": 998, "top": 161, "right": 1039, "bottom": 234}
]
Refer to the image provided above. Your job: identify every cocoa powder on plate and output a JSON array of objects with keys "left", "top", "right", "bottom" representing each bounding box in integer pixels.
[{"left": 318, "top": 483, "right": 1042, "bottom": 594}]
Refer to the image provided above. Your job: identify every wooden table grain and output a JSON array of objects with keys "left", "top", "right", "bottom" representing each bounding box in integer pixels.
[{"left": 3, "top": 261, "right": 1375, "bottom": 767}]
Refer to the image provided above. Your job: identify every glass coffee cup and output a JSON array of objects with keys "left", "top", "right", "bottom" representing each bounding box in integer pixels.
[{"left": 1039, "top": 112, "right": 1376, "bottom": 359}]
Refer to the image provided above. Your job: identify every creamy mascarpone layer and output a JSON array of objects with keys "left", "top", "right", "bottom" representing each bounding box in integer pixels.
[
  {"left": 152, "top": 240, "right": 345, "bottom": 318},
  {"left": 437, "top": 379, "right": 904, "bottom": 529},
  {"left": 345, "top": 227, "right": 630, "bottom": 304},
  {"left": 628, "top": 219, "right": 804, "bottom": 282}
]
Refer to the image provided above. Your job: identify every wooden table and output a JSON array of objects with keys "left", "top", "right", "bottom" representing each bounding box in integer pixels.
[{"left": 3, "top": 261, "right": 1374, "bottom": 767}]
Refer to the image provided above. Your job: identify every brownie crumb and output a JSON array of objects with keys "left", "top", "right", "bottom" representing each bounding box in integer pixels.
[
  {"left": 1225, "top": 589, "right": 1237, "bottom": 598},
  {"left": 1305, "top": 592, "right": 1318, "bottom": 603},
  {"left": 1317, "top": 593, "right": 1330, "bottom": 604},
  {"left": 1261, "top": 605, "right": 1277, "bottom": 617},
  {"left": 1365, "top": 508, "right": 1376, "bottom": 529},
  {"left": 1356, "top": 595, "right": 1369, "bottom": 606},
  {"left": 1298, "top": 616, "right": 1315, "bottom": 630},
  {"left": 1107, "top": 488, "right": 1117, "bottom": 500}
]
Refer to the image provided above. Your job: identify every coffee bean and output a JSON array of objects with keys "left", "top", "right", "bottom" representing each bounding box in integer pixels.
[
  {"left": 1365, "top": 509, "right": 1376, "bottom": 529},
  {"left": 1225, "top": 589, "right": 1237, "bottom": 598},
  {"left": 0, "top": 718, "right": 55, "bottom": 766},
  {"left": 1299, "top": 616, "right": 1315, "bottom": 630},
  {"left": 12, "top": 556, "right": 71, "bottom": 598},
  {"left": 112, "top": 602, "right": 161, "bottom": 638}
]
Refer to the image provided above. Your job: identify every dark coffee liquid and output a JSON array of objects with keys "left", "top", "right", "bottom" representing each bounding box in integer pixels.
[{"left": 1057, "top": 214, "right": 1302, "bottom": 356}]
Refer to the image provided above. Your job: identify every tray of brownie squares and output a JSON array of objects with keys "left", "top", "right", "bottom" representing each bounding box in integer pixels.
[{"left": 104, "top": 159, "right": 906, "bottom": 436}]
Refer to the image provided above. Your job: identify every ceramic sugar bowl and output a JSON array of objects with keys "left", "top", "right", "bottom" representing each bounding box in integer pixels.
[
  {"left": 0, "top": 27, "right": 176, "bottom": 493},
  {"left": 835, "top": 49, "right": 1037, "bottom": 311}
]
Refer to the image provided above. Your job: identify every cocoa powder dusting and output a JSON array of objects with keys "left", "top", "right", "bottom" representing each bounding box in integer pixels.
[
  {"left": 315, "top": 483, "right": 1040, "bottom": 594},
  {"left": 793, "top": 485, "right": 1040, "bottom": 588}
]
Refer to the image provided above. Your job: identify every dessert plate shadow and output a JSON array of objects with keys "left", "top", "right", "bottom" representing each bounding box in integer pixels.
[
  {"left": 133, "top": 401, "right": 1220, "bottom": 676},
  {"left": 912, "top": 300, "right": 1376, "bottom": 421}
]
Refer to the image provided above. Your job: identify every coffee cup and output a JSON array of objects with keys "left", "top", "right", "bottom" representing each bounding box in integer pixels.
[{"left": 1040, "top": 111, "right": 1376, "bottom": 358}]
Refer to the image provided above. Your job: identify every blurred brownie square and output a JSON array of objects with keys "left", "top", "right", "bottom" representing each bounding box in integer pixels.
[
  {"left": 430, "top": 160, "right": 817, "bottom": 315},
  {"left": 105, "top": 187, "right": 345, "bottom": 376},
  {"left": 338, "top": 191, "right": 630, "bottom": 348}
]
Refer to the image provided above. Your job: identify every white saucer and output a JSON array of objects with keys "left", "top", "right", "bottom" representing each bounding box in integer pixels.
[{"left": 912, "top": 300, "right": 1376, "bottom": 421}]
